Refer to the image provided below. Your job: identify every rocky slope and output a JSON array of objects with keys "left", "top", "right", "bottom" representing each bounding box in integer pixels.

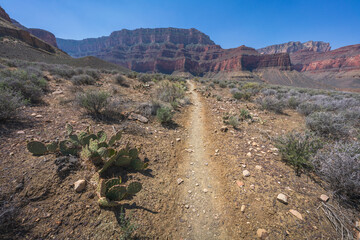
[
  {"left": 0, "top": 6, "right": 11, "bottom": 22},
  {"left": 57, "top": 28, "right": 291, "bottom": 75},
  {"left": 257, "top": 41, "right": 331, "bottom": 54},
  {"left": 10, "top": 18, "right": 58, "bottom": 48}
]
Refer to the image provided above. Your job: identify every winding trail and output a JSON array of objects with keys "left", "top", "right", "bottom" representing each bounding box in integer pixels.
[{"left": 178, "top": 81, "right": 229, "bottom": 239}]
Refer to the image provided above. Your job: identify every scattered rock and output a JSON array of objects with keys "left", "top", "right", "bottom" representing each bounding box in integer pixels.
[
  {"left": 74, "top": 179, "right": 86, "bottom": 192},
  {"left": 128, "top": 113, "right": 148, "bottom": 123},
  {"left": 243, "top": 170, "right": 250, "bottom": 177},
  {"left": 35, "top": 115, "right": 43, "bottom": 118},
  {"left": 220, "top": 126, "right": 228, "bottom": 132},
  {"left": 185, "top": 204, "right": 189, "bottom": 209},
  {"left": 185, "top": 149, "right": 194, "bottom": 153},
  {"left": 250, "top": 184, "right": 255, "bottom": 190},
  {"left": 246, "top": 152, "right": 252, "bottom": 157},
  {"left": 177, "top": 178, "right": 184, "bottom": 185},
  {"left": 289, "top": 209, "right": 303, "bottom": 220},
  {"left": 277, "top": 193, "right": 288, "bottom": 204},
  {"left": 236, "top": 180, "right": 245, "bottom": 187},
  {"left": 215, "top": 149, "right": 219, "bottom": 153},
  {"left": 55, "top": 156, "right": 79, "bottom": 179},
  {"left": 203, "top": 188, "right": 208, "bottom": 193},
  {"left": 52, "top": 90, "right": 63, "bottom": 95},
  {"left": 255, "top": 165, "right": 262, "bottom": 170},
  {"left": 241, "top": 205, "right": 246, "bottom": 213},
  {"left": 176, "top": 138, "right": 181, "bottom": 142},
  {"left": 17, "top": 130, "right": 25, "bottom": 134},
  {"left": 257, "top": 229, "right": 268, "bottom": 239},
  {"left": 319, "top": 194, "right": 330, "bottom": 202}
]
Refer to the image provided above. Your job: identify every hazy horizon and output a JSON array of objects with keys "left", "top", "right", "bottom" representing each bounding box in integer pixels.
[{"left": 1, "top": 0, "right": 359, "bottom": 50}]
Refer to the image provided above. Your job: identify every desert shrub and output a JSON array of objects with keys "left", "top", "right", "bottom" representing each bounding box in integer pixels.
[
  {"left": 74, "top": 68, "right": 84, "bottom": 75},
  {"left": 306, "top": 112, "right": 349, "bottom": 139},
  {"left": 127, "top": 72, "right": 138, "bottom": 79},
  {"left": 85, "top": 69, "right": 100, "bottom": 80},
  {"left": 138, "top": 100, "right": 161, "bottom": 117},
  {"left": 296, "top": 102, "right": 322, "bottom": 116},
  {"left": 76, "top": 90, "right": 109, "bottom": 116},
  {"left": 257, "top": 96, "right": 285, "bottom": 114},
  {"left": 101, "top": 98, "right": 124, "bottom": 120},
  {"left": 71, "top": 74, "right": 96, "bottom": 85},
  {"left": 228, "top": 83, "right": 236, "bottom": 88},
  {"left": 287, "top": 96, "right": 301, "bottom": 109},
  {"left": 219, "top": 81, "right": 227, "bottom": 88},
  {"left": 241, "top": 82, "right": 262, "bottom": 94},
  {"left": 228, "top": 115, "right": 239, "bottom": 128},
  {"left": 0, "top": 69, "right": 47, "bottom": 103},
  {"left": 342, "top": 106, "right": 360, "bottom": 127},
  {"left": 49, "top": 65, "right": 76, "bottom": 79},
  {"left": 275, "top": 131, "right": 322, "bottom": 175},
  {"left": 155, "top": 80, "right": 184, "bottom": 103},
  {"left": 216, "top": 95, "right": 222, "bottom": 101},
  {"left": 312, "top": 141, "right": 360, "bottom": 202},
  {"left": 156, "top": 107, "right": 173, "bottom": 124},
  {"left": 209, "top": 82, "right": 215, "bottom": 89},
  {"left": 139, "top": 74, "right": 152, "bottom": 83},
  {"left": 261, "top": 88, "right": 277, "bottom": 96},
  {"left": 232, "top": 89, "right": 252, "bottom": 101},
  {"left": 115, "top": 74, "right": 129, "bottom": 87},
  {"left": 240, "top": 109, "right": 252, "bottom": 120},
  {"left": 0, "top": 88, "right": 24, "bottom": 121}
]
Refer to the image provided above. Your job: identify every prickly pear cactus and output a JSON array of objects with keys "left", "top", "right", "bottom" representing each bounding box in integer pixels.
[{"left": 27, "top": 141, "right": 47, "bottom": 155}]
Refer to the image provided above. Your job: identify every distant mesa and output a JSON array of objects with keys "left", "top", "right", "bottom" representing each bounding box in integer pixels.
[{"left": 257, "top": 41, "right": 331, "bottom": 54}]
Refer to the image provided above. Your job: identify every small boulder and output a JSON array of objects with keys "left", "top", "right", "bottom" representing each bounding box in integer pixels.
[
  {"left": 257, "top": 229, "right": 268, "bottom": 239},
  {"left": 236, "top": 180, "right": 245, "bottom": 187},
  {"left": 277, "top": 193, "right": 288, "bottom": 204},
  {"left": 246, "top": 152, "right": 252, "bottom": 157},
  {"left": 241, "top": 205, "right": 246, "bottom": 213},
  {"left": 319, "top": 194, "right": 329, "bottom": 202},
  {"left": 289, "top": 209, "right": 303, "bottom": 220},
  {"left": 74, "top": 179, "right": 86, "bottom": 192},
  {"left": 220, "top": 126, "right": 228, "bottom": 132},
  {"left": 177, "top": 178, "right": 184, "bottom": 185},
  {"left": 128, "top": 113, "right": 148, "bottom": 123},
  {"left": 243, "top": 170, "right": 250, "bottom": 177}
]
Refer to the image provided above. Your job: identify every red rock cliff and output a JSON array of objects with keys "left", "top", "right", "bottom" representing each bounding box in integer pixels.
[
  {"left": 28, "top": 28, "right": 58, "bottom": 48},
  {"left": 57, "top": 28, "right": 291, "bottom": 75}
]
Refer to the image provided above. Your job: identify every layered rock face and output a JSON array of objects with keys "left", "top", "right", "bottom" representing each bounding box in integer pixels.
[
  {"left": 27, "top": 28, "right": 58, "bottom": 48},
  {"left": 257, "top": 41, "right": 331, "bottom": 54},
  {"left": 291, "top": 44, "right": 360, "bottom": 72},
  {"left": 0, "top": 6, "right": 11, "bottom": 22},
  {"left": 57, "top": 28, "right": 291, "bottom": 75}
]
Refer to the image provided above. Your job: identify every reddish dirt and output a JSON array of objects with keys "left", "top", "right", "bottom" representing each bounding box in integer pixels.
[{"left": 0, "top": 75, "right": 356, "bottom": 239}]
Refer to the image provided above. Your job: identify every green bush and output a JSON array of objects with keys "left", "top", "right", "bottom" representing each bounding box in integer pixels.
[
  {"left": 219, "top": 81, "right": 227, "bottom": 88},
  {"left": 233, "top": 91, "right": 252, "bottom": 101},
  {"left": 115, "top": 75, "right": 129, "bottom": 87},
  {"left": 257, "top": 96, "right": 285, "bottom": 114},
  {"left": 71, "top": 74, "right": 96, "bottom": 85},
  {"left": 155, "top": 80, "right": 184, "bottom": 103},
  {"left": 306, "top": 112, "right": 349, "bottom": 139},
  {"left": 156, "top": 107, "right": 173, "bottom": 124},
  {"left": 276, "top": 132, "right": 322, "bottom": 175},
  {"left": 0, "top": 88, "right": 24, "bottom": 121},
  {"left": 228, "top": 115, "right": 239, "bottom": 128},
  {"left": 139, "top": 74, "right": 152, "bottom": 83},
  {"left": 0, "top": 69, "right": 47, "bottom": 103},
  {"left": 127, "top": 72, "right": 138, "bottom": 79},
  {"left": 85, "top": 69, "right": 100, "bottom": 80},
  {"left": 240, "top": 109, "right": 252, "bottom": 120},
  {"left": 76, "top": 90, "right": 109, "bottom": 116}
]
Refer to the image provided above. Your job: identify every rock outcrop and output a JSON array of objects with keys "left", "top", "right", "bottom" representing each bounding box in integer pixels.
[
  {"left": 57, "top": 28, "right": 291, "bottom": 75},
  {"left": 0, "top": 6, "right": 11, "bottom": 22},
  {"left": 27, "top": 28, "right": 58, "bottom": 48},
  {"left": 257, "top": 41, "right": 331, "bottom": 54},
  {"left": 291, "top": 44, "right": 360, "bottom": 72}
]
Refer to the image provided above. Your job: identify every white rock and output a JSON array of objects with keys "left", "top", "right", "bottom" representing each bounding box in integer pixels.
[
  {"left": 203, "top": 188, "right": 208, "bottom": 193},
  {"left": 243, "top": 170, "right": 250, "bottom": 177},
  {"left": 255, "top": 165, "right": 262, "bottom": 170},
  {"left": 319, "top": 194, "right": 329, "bottom": 202},
  {"left": 35, "top": 115, "right": 43, "bottom": 118},
  {"left": 177, "top": 178, "right": 184, "bottom": 185},
  {"left": 257, "top": 229, "right": 268, "bottom": 239},
  {"left": 176, "top": 138, "right": 181, "bottom": 142},
  {"left": 277, "top": 193, "right": 288, "bottom": 204},
  {"left": 246, "top": 152, "right": 252, "bottom": 157},
  {"left": 74, "top": 179, "right": 86, "bottom": 192},
  {"left": 241, "top": 205, "right": 246, "bottom": 213},
  {"left": 289, "top": 209, "right": 303, "bottom": 220}
]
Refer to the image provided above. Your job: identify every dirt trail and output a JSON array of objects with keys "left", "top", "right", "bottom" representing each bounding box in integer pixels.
[{"left": 177, "top": 81, "right": 230, "bottom": 239}]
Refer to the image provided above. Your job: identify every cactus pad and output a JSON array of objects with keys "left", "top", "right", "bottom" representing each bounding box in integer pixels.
[
  {"left": 106, "top": 185, "right": 127, "bottom": 201},
  {"left": 27, "top": 141, "right": 47, "bottom": 155},
  {"left": 127, "top": 182, "right": 142, "bottom": 195},
  {"left": 46, "top": 142, "right": 58, "bottom": 152}
]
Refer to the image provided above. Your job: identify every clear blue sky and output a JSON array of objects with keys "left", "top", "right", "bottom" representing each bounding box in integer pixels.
[{"left": 1, "top": 0, "right": 359, "bottom": 50}]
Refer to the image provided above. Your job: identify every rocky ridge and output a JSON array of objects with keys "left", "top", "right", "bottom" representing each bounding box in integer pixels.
[
  {"left": 57, "top": 28, "right": 292, "bottom": 75},
  {"left": 257, "top": 41, "right": 331, "bottom": 54}
]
